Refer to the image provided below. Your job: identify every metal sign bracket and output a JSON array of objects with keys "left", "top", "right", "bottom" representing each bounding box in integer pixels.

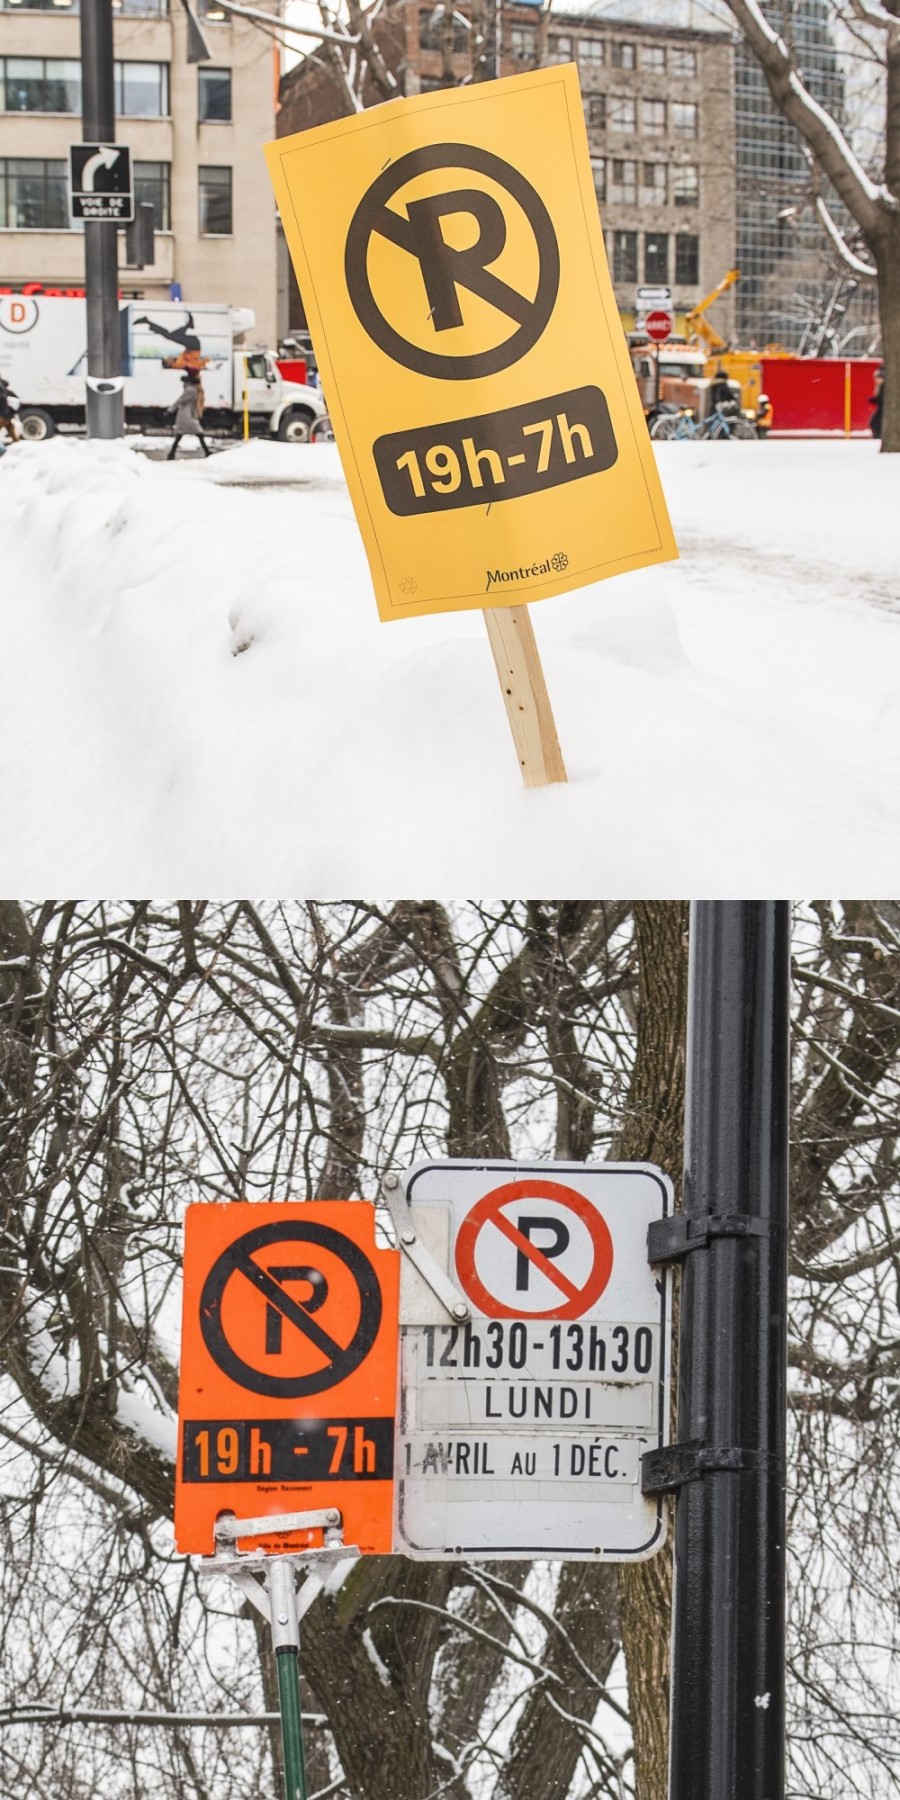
[
  {"left": 641, "top": 1439, "right": 766, "bottom": 1496},
  {"left": 647, "top": 1213, "right": 781, "bottom": 1264},
  {"left": 381, "top": 1172, "right": 470, "bottom": 1323},
  {"left": 199, "top": 1510, "right": 360, "bottom": 1800}
]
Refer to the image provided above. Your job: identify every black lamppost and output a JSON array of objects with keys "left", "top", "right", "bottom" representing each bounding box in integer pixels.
[
  {"left": 79, "top": 0, "right": 211, "bottom": 438},
  {"left": 669, "top": 901, "right": 790, "bottom": 1800}
]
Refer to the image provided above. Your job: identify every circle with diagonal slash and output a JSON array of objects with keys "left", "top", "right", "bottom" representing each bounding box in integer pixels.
[
  {"left": 455, "top": 1179, "right": 614, "bottom": 1321},
  {"left": 199, "top": 1221, "right": 382, "bottom": 1397},
  {"left": 344, "top": 143, "right": 560, "bottom": 380}
]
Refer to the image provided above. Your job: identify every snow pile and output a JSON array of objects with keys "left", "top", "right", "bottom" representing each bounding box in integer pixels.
[{"left": 1, "top": 434, "right": 898, "bottom": 893}]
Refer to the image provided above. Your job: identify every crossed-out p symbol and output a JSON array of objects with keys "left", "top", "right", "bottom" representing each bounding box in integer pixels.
[{"left": 344, "top": 143, "right": 560, "bottom": 380}]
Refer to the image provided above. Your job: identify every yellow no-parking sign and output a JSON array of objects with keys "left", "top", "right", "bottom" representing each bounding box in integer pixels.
[{"left": 266, "top": 67, "right": 677, "bottom": 623}]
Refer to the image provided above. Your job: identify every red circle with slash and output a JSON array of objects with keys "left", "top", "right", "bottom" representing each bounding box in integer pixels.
[{"left": 454, "top": 1179, "right": 614, "bottom": 1320}]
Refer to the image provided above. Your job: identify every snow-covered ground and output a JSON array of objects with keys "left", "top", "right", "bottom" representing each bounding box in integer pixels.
[{"left": 1, "top": 435, "right": 897, "bottom": 894}]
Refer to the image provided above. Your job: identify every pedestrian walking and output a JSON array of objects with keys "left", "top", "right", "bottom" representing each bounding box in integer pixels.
[
  {"left": 868, "top": 365, "right": 884, "bottom": 440},
  {"left": 167, "top": 372, "right": 211, "bottom": 458},
  {"left": 0, "top": 372, "right": 22, "bottom": 447}
]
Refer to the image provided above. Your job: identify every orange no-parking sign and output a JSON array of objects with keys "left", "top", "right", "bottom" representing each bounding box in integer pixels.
[{"left": 175, "top": 1202, "right": 399, "bottom": 1555}]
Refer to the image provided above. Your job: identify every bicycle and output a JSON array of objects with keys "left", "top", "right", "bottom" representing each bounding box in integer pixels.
[
  {"left": 649, "top": 409, "right": 701, "bottom": 441},
  {"left": 650, "top": 406, "right": 757, "bottom": 442},
  {"left": 704, "top": 407, "right": 758, "bottom": 440}
]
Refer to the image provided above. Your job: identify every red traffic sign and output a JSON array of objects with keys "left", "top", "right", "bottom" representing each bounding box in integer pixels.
[
  {"left": 645, "top": 310, "right": 672, "bottom": 343},
  {"left": 454, "top": 1177, "right": 614, "bottom": 1320}
]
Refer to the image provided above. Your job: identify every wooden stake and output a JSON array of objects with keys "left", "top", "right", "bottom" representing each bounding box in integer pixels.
[{"left": 483, "top": 605, "right": 567, "bottom": 788}]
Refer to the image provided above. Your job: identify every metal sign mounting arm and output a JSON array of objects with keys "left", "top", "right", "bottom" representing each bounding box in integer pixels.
[{"left": 381, "top": 1172, "right": 470, "bottom": 1322}]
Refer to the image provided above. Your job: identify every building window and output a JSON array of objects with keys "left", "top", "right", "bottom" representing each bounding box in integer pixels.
[
  {"left": 419, "top": 7, "right": 468, "bottom": 53},
  {"left": 199, "top": 164, "right": 232, "bottom": 234},
  {"left": 643, "top": 46, "right": 666, "bottom": 74},
  {"left": 670, "top": 46, "right": 697, "bottom": 79},
  {"left": 613, "top": 229, "right": 638, "bottom": 284},
  {"left": 591, "top": 156, "right": 606, "bottom": 202},
  {"left": 577, "top": 39, "right": 604, "bottom": 64},
  {"left": 199, "top": 0, "right": 228, "bottom": 20},
  {"left": 672, "top": 163, "right": 699, "bottom": 206},
  {"left": 0, "top": 0, "right": 171, "bottom": 15},
  {"left": 612, "top": 42, "right": 636, "bottom": 70},
  {"left": 645, "top": 233, "right": 668, "bottom": 282},
  {"left": 641, "top": 161, "right": 667, "bottom": 206},
  {"left": 198, "top": 66, "right": 231, "bottom": 121},
  {"left": 585, "top": 93, "right": 606, "bottom": 130},
  {"left": 548, "top": 34, "right": 573, "bottom": 63},
  {"left": 675, "top": 233, "right": 699, "bottom": 284},
  {"left": 509, "top": 24, "right": 537, "bottom": 63},
  {"left": 672, "top": 100, "right": 698, "bottom": 136},
  {"left": 643, "top": 98, "right": 666, "bottom": 136},
  {"left": 134, "top": 160, "right": 170, "bottom": 231},
  {"left": 609, "top": 94, "right": 636, "bottom": 133},
  {"left": 0, "top": 157, "right": 68, "bottom": 228},
  {"left": 115, "top": 61, "right": 169, "bottom": 117},
  {"left": 1, "top": 57, "right": 81, "bottom": 112},
  {"left": 610, "top": 158, "right": 637, "bottom": 206}
]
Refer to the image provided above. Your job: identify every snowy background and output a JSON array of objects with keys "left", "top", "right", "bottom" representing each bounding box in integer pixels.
[{"left": 1, "top": 435, "right": 897, "bottom": 894}]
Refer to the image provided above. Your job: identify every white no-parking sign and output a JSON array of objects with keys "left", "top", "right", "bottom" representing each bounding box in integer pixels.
[{"left": 394, "top": 1160, "right": 672, "bottom": 1561}]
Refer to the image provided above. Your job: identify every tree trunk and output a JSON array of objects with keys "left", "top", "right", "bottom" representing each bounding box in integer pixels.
[
  {"left": 492, "top": 1562, "right": 620, "bottom": 1800},
  {"left": 875, "top": 215, "right": 900, "bottom": 453}
]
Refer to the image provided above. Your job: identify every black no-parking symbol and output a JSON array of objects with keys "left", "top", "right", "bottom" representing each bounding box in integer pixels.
[
  {"left": 344, "top": 143, "right": 560, "bottom": 380},
  {"left": 199, "top": 1222, "right": 382, "bottom": 1398}
]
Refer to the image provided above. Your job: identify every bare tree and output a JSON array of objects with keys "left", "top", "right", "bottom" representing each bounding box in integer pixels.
[
  {"left": 721, "top": 0, "right": 899, "bottom": 447},
  {"left": 1, "top": 901, "right": 899, "bottom": 1800}
]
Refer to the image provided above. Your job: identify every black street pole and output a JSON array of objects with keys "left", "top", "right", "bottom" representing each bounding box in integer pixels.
[
  {"left": 669, "top": 901, "right": 790, "bottom": 1800},
  {"left": 80, "top": 0, "right": 123, "bottom": 438}
]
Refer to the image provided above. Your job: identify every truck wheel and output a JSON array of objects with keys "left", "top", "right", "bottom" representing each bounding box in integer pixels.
[
  {"left": 277, "top": 409, "right": 313, "bottom": 444},
  {"left": 19, "top": 408, "right": 57, "bottom": 442}
]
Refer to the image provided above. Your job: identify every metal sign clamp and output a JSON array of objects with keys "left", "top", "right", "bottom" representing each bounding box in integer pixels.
[
  {"left": 381, "top": 1171, "right": 471, "bottom": 1322},
  {"left": 643, "top": 1216, "right": 781, "bottom": 1498},
  {"left": 640, "top": 1440, "right": 761, "bottom": 1496},
  {"left": 200, "top": 1510, "right": 360, "bottom": 1800},
  {"left": 647, "top": 1213, "right": 781, "bottom": 1264}
]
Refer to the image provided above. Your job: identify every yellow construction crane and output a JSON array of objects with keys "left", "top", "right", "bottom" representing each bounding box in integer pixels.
[{"left": 684, "top": 268, "right": 740, "bottom": 355}]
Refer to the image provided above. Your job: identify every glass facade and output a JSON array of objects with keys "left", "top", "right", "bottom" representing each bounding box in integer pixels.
[
  {"left": 642, "top": 162, "right": 667, "bottom": 206},
  {"left": 609, "top": 93, "right": 636, "bottom": 132},
  {"left": 672, "top": 163, "right": 699, "bottom": 207},
  {"left": 0, "top": 56, "right": 80, "bottom": 111},
  {"left": 418, "top": 6, "right": 468, "bottom": 54},
  {"left": 0, "top": 58, "right": 168, "bottom": 115},
  {"left": 675, "top": 233, "right": 699, "bottom": 284},
  {"left": 199, "top": 164, "right": 232, "bottom": 234},
  {"left": 585, "top": 92, "right": 606, "bottom": 130},
  {"left": 734, "top": 0, "right": 878, "bottom": 349},
  {"left": 0, "top": 0, "right": 169, "bottom": 13},
  {"left": 612, "top": 229, "right": 638, "bottom": 283},
  {"left": 134, "top": 160, "right": 170, "bottom": 231},
  {"left": 198, "top": 66, "right": 231, "bottom": 122},
  {"left": 645, "top": 232, "right": 669, "bottom": 281},
  {"left": 114, "top": 61, "right": 169, "bottom": 117},
  {"left": 0, "top": 156, "right": 67, "bottom": 227}
]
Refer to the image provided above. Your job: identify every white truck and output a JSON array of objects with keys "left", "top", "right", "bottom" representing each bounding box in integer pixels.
[{"left": 0, "top": 294, "right": 325, "bottom": 442}]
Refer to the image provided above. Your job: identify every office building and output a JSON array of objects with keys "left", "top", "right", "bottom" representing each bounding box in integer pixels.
[
  {"left": 277, "top": 1, "right": 736, "bottom": 335},
  {"left": 0, "top": 0, "right": 279, "bottom": 343}
]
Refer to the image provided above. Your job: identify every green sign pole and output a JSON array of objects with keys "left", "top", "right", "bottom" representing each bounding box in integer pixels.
[{"left": 269, "top": 1560, "right": 308, "bottom": 1800}]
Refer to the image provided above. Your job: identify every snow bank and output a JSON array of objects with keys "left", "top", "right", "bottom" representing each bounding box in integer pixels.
[{"left": 1, "top": 435, "right": 898, "bottom": 893}]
